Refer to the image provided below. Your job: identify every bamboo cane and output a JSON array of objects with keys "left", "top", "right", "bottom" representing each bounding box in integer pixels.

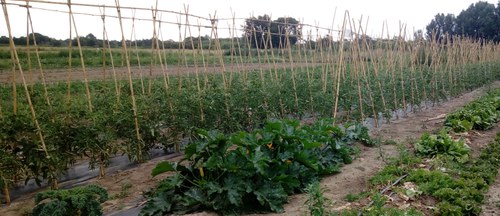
[
  {"left": 333, "top": 11, "right": 348, "bottom": 119},
  {"left": 358, "top": 17, "right": 379, "bottom": 126},
  {"left": 397, "top": 22, "right": 407, "bottom": 116},
  {"left": 349, "top": 17, "right": 364, "bottom": 121},
  {"left": 101, "top": 6, "right": 106, "bottom": 81},
  {"left": 197, "top": 21, "right": 209, "bottom": 89},
  {"left": 130, "top": 9, "right": 145, "bottom": 95},
  {"left": 2, "top": 181, "right": 9, "bottom": 206},
  {"left": 26, "top": 3, "right": 52, "bottom": 112},
  {"left": 209, "top": 12, "right": 231, "bottom": 118},
  {"left": 152, "top": 8, "right": 170, "bottom": 95},
  {"left": 2, "top": 0, "right": 49, "bottom": 159},
  {"left": 182, "top": 5, "right": 205, "bottom": 123},
  {"left": 67, "top": 1, "right": 93, "bottom": 112},
  {"left": 114, "top": 0, "right": 141, "bottom": 151},
  {"left": 284, "top": 18, "right": 299, "bottom": 112},
  {"left": 25, "top": 5, "right": 32, "bottom": 92}
]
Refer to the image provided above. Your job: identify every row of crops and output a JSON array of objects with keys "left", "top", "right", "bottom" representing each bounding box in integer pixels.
[
  {"left": 21, "top": 83, "right": 500, "bottom": 216},
  {"left": 336, "top": 88, "right": 500, "bottom": 215},
  {"left": 1, "top": 31, "right": 500, "bottom": 207}
]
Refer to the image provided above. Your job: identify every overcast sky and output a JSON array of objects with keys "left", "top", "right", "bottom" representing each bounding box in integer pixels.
[{"left": 0, "top": 0, "right": 498, "bottom": 41}]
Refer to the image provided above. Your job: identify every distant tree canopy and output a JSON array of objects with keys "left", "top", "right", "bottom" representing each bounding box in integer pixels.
[
  {"left": 243, "top": 15, "right": 301, "bottom": 49},
  {"left": 426, "top": 1, "right": 500, "bottom": 42}
]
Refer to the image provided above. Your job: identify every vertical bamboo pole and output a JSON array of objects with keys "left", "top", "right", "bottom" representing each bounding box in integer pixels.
[
  {"left": 158, "top": 17, "right": 176, "bottom": 122},
  {"left": 25, "top": 5, "right": 32, "bottom": 92},
  {"left": 197, "top": 21, "right": 209, "bottom": 89},
  {"left": 66, "top": 1, "right": 73, "bottom": 103},
  {"left": 358, "top": 17, "right": 379, "bottom": 126},
  {"left": 184, "top": 5, "right": 204, "bottom": 122},
  {"left": 384, "top": 21, "right": 399, "bottom": 118},
  {"left": 152, "top": 8, "right": 169, "bottom": 94},
  {"left": 115, "top": 0, "right": 141, "bottom": 152},
  {"left": 158, "top": 16, "right": 172, "bottom": 90},
  {"left": 333, "top": 11, "right": 348, "bottom": 119},
  {"left": 101, "top": 7, "right": 106, "bottom": 81},
  {"left": 409, "top": 29, "right": 418, "bottom": 111},
  {"left": 67, "top": 0, "right": 92, "bottom": 112},
  {"left": 26, "top": 4, "right": 52, "bottom": 111},
  {"left": 101, "top": 13, "right": 120, "bottom": 100},
  {"left": 284, "top": 18, "right": 299, "bottom": 112},
  {"left": 297, "top": 22, "right": 314, "bottom": 113},
  {"left": 9, "top": 47, "right": 16, "bottom": 115},
  {"left": 397, "top": 22, "right": 407, "bottom": 115},
  {"left": 349, "top": 17, "right": 364, "bottom": 121},
  {"left": 130, "top": 9, "right": 145, "bottom": 95},
  {"left": 209, "top": 13, "right": 231, "bottom": 118}
]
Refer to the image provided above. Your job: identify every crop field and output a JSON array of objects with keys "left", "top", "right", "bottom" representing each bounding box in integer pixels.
[{"left": 1, "top": 0, "right": 500, "bottom": 215}]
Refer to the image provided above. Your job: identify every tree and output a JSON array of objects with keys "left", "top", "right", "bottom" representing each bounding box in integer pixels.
[
  {"left": 455, "top": 1, "right": 498, "bottom": 42},
  {"left": 425, "top": 13, "right": 456, "bottom": 42},
  {"left": 84, "top": 33, "right": 97, "bottom": 47},
  {"left": 243, "top": 15, "right": 300, "bottom": 49}
]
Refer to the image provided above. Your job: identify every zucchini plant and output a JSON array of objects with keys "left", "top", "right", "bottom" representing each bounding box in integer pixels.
[{"left": 140, "top": 119, "right": 372, "bottom": 215}]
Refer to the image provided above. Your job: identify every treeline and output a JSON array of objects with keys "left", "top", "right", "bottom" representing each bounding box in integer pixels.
[
  {"left": 426, "top": 1, "right": 500, "bottom": 43},
  {"left": 0, "top": 33, "right": 225, "bottom": 49}
]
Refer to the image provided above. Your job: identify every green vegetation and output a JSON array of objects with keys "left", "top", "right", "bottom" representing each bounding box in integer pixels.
[
  {"left": 32, "top": 185, "right": 108, "bottom": 216},
  {"left": 140, "top": 119, "right": 371, "bottom": 215},
  {"left": 341, "top": 89, "right": 500, "bottom": 215},
  {"left": 414, "top": 130, "right": 470, "bottom": 163},
  {"left": 305, "top": 181, "right": 333, "bottom": 216},
  {"left": 445, "top": 88, "right": 500, "bottom": 132}
]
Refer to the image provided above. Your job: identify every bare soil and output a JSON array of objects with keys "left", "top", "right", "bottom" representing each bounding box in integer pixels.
[
  {"left": 0, "top": 62, "right": 312, "bottom": 84},
  {"left": 1, "top": 81, "right": 499, "bottom": 216}
]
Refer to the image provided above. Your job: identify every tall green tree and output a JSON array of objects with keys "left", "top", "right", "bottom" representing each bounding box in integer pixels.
[
  {"left": 244, "top": 15, "right": 300, "bottom": 49},
  {"left": 425, "top": 13, "right": 456, "bottom": 42},
  {"left": 455, "top": 1, "right": 498, "bottom": 42}
]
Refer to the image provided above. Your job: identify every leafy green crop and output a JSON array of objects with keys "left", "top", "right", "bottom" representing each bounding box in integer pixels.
[
  {"left": 445, "top": 89, "right": 500, "bottom": 132},
  {"left": 140, "top": 119, "right": 372, "bottom": 215},
  {"left": 414, "top": 130, "right": 470, "bottom": 163},
  {"left": 32, "top": 184, "right": 108, "bottom": 216}
]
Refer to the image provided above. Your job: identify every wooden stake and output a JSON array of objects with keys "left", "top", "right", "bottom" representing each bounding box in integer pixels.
[
  {"left": 26, "top": 2, "right": 52, "bottom": 112},
  {"left": 333, "top": 11, "right": 348, "bottom": 119},
  {"left": 115, "top": 0, "right": 141, "bottom": 146},
  {"left": 2, "top": 183, "right": 10, "bottom": 206},
  {"left": 67, "top": 0, "right": 93, "bottom": 112},
  {"left": 2, "top": 0, "right": 49, "bottom": 157}
]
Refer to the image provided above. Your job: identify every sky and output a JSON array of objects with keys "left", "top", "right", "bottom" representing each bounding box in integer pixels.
[{"left": 0, "top": 0, "right": 498, "bottom": 41}]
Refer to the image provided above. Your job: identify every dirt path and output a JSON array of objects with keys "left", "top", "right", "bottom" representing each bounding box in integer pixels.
[{"left": 1, "top": 82, "right": 498, "bottom": 216}]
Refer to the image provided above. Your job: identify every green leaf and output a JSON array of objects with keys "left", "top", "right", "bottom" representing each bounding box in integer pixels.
[
  {"left": 254, "top": 183, "right": 287, "bottom": 212},
  {"left": 152, "top": 162, "right": 188, "bottom": 177},
  {"left": 303, "top": 140, "right": 322, "bottom": 150},
  {"left": 295, "top": 151, "right": 318, "bottom": 172}
]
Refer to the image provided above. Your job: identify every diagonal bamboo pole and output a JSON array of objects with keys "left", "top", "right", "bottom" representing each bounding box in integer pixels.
[
  {"left": 115, "top": 0, "right": 141, "bottom": 147},
  {"left": 26, "top": 2, "right": 52, "bottom": 112},
  {"left": 67, "top": 0, "right": 92, "bottom": 112},
  {"left": 333, "top": 11, "right": 348, "bottom": 119},
  {"left": 2, "top": 0, "right": 49, "bottom": 157}
]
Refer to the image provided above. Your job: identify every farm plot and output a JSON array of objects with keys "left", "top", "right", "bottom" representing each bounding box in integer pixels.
[
  {"left": 1, "top": 1, "right": 500, "bottom": 215},
  {"left": 320, "top": 87, "right": 500, "bottom": 216}
]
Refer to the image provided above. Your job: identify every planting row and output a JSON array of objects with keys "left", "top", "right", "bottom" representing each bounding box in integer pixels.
[
  {"left": 445, "top": 88, "right": 500, "bottom": 132},
  {"left": 334, "top": 88, "right": 500, "bottom": 215},
  {"left": 0, "top": 61, "right": 498, "bottom": 206},
  {"left": 141, "top": 119, "right": 373, "bottom": 215}
]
